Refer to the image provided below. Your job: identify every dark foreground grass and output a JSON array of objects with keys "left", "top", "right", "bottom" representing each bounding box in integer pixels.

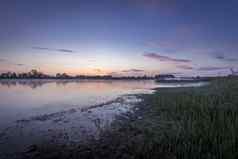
[{"left": 21, "top": 77, "right": 238, "bottom": 159}]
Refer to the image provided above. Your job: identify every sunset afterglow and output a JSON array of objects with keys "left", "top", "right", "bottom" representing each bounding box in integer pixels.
[{"left": 0, "top": 0, "right": 238, "bottom": 76}]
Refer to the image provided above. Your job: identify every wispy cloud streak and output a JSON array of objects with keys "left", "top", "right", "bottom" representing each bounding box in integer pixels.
[
  {"left": 16, "top": 64, "right": 25, "bottom": 66},
  {"left": 177, "top": 65, "right": 194, "bottom": 70},
  {"left": 215, "top": 55, "right": 238, "bottom": 62},
  {"left": 122, "top": 69, "right": 144, "bottom": 73},
  {"left": 197, "top": 66, "right": 229, "bottom": 71},
  {"left": 108, "top": 69, "right": 145, "bottom": 76},
  {"left": 32, "top": 47, "right": 76, "bottom": 53},
  {"left": 0, "top": 58, "right": 25, "bottom": 67},
  {"left": 144, "top": 52, "right": 191, "bottom": 63}
]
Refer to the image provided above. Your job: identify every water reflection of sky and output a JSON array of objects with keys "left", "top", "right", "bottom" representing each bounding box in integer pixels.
[
  {"left": 0, "top": 80, "right": 208, "bottom": 156},
  {"left": 0, "top": 80, "right": 207, "bottom": 129},
  {"left": 0, "top": 80, "right": 158, "bottom": 128}
]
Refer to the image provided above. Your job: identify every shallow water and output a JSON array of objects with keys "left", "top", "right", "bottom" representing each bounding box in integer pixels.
[
  {"left": 0, "top": 80, "right": 158, "bottom": 128},
  {"left": 0, "top": 79, "right": 207, "bottom": 157},
  {"left": 0, "top": 80, "right": 207, "bottom": 128}
]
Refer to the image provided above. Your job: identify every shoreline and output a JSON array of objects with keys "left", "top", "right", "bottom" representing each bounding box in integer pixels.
[
  {"left": 0, "top": 94, "right": 144, "bottom": 159},
  {"left": 14, "top": 82, "right": 205, "bottom": 159},
  {"left": 2, "top": 77, "right": 238, "bottom": 159},
  {"left": 12, "top": 94, "right": 149, "bottom": 159},
  {"left": 19, "top": 77, "right": 238, "bottom": 159}
]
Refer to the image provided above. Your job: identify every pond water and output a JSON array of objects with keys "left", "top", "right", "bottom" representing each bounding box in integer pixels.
[
  {"left": 0, "top": 80, "right": 158, "bottom": 128},
  {"left": 0, "top": 79, "right": 207, "bottom": 157}
]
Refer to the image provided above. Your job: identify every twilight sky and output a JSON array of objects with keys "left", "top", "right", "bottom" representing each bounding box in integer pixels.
[{"left": 0, "top": 0, "right": 238, "bottom": 76}]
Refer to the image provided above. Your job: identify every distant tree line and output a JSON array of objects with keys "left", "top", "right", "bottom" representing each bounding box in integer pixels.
[
  {"left": 0, "top": 70, "right": 155, "bottom": 80},
  {"left": 1, "top": 69, "right": 226, "bottom": 81},
  {"left": 0, "top": 70, "right": 50, "bottom": 79}
]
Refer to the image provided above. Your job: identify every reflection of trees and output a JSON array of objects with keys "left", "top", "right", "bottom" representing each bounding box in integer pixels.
[
  {"left": 0, "top": 79, "right": 155, "bottom": 90},
  {"left": 0, "top": 80, "right": 104, "bottom": 89},
  {"left": 0, "top": 80, "right": 77, "bottom": 89},
  {"left": 0, "top": 80, "right": 49, "bottom": 89}
]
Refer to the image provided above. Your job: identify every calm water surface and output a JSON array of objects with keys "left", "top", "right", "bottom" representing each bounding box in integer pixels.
[
  {"left": 0, "top": 80, "right": 207, "bottom": 156},
  {"left": 0, "top": 79, "right": 205, "bottom": 130},
  {"left": 0, "top": 80, "right": 159, "bottom": 128}
]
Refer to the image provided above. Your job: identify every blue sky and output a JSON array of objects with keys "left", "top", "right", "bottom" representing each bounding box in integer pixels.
[{"left": 0, "top": 0, "right": 238, "bottom": 76}]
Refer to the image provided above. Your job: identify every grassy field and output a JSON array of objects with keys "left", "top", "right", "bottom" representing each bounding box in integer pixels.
[{"left": 22, "top": 77, "right": 238, "bottom": 159}]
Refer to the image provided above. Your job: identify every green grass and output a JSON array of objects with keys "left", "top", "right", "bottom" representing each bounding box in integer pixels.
[{"left": 22, "top": 77, "right": 238, "bottom": 159}]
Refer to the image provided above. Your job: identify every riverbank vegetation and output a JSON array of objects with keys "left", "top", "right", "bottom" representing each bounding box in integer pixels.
[
  {"left": 0, "top": 69, "right": 154, "bottom": 80},
  {"left": 21, "top": 77, "right": 238, "bottom": 159}
]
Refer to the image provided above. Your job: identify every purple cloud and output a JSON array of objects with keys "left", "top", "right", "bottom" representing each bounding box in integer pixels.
[
  {"left": 108, "top": 72, "right": 121, "bottom": 76},
  {"left": 177, "top": 65, "right": 194, "bottom": 70},
  {"left": 215, "top": 55, "right": 238, "bottom": 62},
  {"left": 122, "top": 69, "right": 144, "bottom": 73},
  {"left": 197, "top": 66, "right": 229, "bottom": 71},
  {"left": 144, "top": 52, "right": 191, "bottom": 63},
  {"left": 0, "top": 59, "right": 25, "bottom": 67},
  {"left": 109, "top": 69, "right": 145, "bottom": 76},
  {"left": 32, "top": 47, "right": 76, "bottom": 53}
]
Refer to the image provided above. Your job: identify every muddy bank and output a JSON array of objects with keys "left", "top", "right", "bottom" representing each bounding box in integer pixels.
[
  {"left": 4, "top": 93, "right": 151, "bottom": 159},
  {"left": 0, "top": 95, "right": 143, "bottom": 159}
]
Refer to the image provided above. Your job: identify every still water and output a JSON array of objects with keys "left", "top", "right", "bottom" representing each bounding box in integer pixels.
[
  {"left": 0, "top": 79, "right": 206, "bottom": 156},
  {"left": 0, "top": 79, "right": 206, "bottom": 129},
  {"left": 0, "top": 80, "right": 158, "bottom": 128}
]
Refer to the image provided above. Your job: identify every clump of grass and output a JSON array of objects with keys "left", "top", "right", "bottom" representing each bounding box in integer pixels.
[{"left": 22, "top": 77, "right": 238, "bottom": 159}]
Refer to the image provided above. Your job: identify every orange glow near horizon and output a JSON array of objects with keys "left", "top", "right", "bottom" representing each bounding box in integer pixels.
[{"left": 34, "top": 67, "right": 115, "bottom": 76}]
